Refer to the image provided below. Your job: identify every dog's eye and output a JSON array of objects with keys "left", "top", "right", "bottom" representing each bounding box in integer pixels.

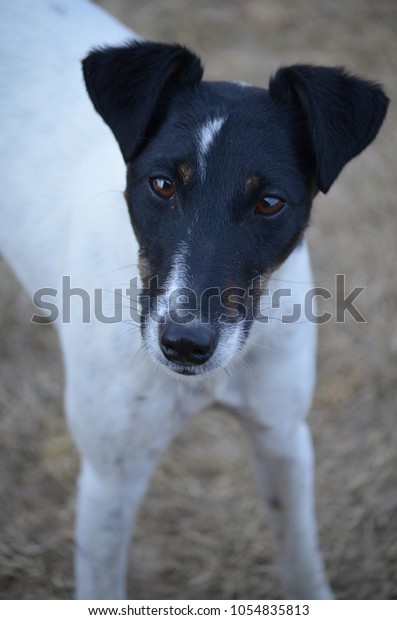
[
  {"left": 150, "top": 177, "right": 175, "bottom": 199},
  {"left": 256, "top": 196, "right": 285, "bottom": 216}
]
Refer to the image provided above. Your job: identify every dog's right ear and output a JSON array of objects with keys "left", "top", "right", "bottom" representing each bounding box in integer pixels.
[
  {"left": 268, "top": 65, "right": 389, "bottom": 194},
  {"left": 82, "top": 40, "right": 203, "bottom": 162}
]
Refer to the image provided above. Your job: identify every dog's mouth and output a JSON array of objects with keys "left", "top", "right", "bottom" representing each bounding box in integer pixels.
[{"left": 160, "top": 361, "right": 207, "bottom": 377}]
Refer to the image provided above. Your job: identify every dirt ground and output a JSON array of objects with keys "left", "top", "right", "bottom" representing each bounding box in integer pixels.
[{"left": 1, "top": 0, "right": 397, "bottom": 601}]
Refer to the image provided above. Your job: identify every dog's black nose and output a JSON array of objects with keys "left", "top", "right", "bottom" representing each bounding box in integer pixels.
[{"left": 160, "top": 323, "right": 215, "bottom": 366}]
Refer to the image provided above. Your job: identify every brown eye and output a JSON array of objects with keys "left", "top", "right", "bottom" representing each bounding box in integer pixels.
[
  {"left": 150, "top": 177, "right": 175, "bottom": 199},
  {"left": 256, "top": 196, "right": 285, "bottom": 216}
]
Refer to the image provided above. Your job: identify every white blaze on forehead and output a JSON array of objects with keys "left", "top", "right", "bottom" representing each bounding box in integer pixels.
[{"left": 197, "top": 116, "right": 227, "bottom": 179}]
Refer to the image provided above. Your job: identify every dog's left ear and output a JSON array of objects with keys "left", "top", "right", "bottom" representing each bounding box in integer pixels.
[
  {"left": 269, "top": 65, "right": 389, "bottom": 193},
  {"left": 82, "top": 40, "right": 203, "bottom": 162}
]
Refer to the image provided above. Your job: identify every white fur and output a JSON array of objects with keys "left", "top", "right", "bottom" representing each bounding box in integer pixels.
[
  {"left": 0, "top": 0, "right": 332, "bottom": 600},
  {"left": 197, "top": 116, "right": 227, "bottom": 179},
  {"left": 162, "top": 241, "right": 192, "bottom": 303}
]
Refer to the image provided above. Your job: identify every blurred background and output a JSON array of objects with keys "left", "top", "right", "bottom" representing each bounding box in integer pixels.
[{"left": 0, "top": 0, "right": 396, "bottom": 600}]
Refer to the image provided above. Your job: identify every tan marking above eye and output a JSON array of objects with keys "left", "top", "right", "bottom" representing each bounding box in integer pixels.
[
  {"left": 178, "top": 162, "right": 193, "bottom": 184},
  {"left": 245, "top": 174, "right": 261, "bottom": 192}
]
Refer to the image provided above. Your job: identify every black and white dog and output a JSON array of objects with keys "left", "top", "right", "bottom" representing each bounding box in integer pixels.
[{"left": 0, "top": 0, "right": 388, "bottom": 600}]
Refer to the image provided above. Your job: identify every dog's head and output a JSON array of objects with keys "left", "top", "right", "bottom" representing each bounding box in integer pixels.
[{"left": 82, "top": 41, "right": 388, "bottom": 376}]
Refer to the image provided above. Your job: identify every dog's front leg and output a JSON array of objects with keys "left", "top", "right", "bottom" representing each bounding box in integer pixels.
[
  {"left": 246, "top": 420, "right": 332, "bottom": 600},
  {"left": 235, "top": 298, "right": 332, "bottom": 600},
  {"left": 75, "top": 456, "right": 153, "bottom": 600},
  {"left": 64, "top": 352, "right": 183, "bottom": 600},
  {"left": 73, "top": 420, "right": 183, "bottom": 600}
]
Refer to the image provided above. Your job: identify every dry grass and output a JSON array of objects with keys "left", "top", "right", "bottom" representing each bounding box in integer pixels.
[{"left": 1, "top": 0, "right": 397, "bottom": 600}]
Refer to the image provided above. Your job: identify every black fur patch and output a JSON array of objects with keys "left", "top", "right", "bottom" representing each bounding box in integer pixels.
[
  {"left": 82, "top": 41, "right": 203, "bottom": 162},
  {"left": 269, "top": 65, "right": 389, "bottom": 193}
]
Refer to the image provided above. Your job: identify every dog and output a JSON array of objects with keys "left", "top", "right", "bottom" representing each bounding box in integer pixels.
[{"left": 0, "top": 0, "right": 388, "bottom": 600}]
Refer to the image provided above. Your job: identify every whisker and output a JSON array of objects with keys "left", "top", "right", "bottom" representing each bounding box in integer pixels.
[
  {"left": 249, "top": 341, "right": 283, "bottom": 355},
  {"left": 99, "top": 263, "right": 139, "bottom": 277}
]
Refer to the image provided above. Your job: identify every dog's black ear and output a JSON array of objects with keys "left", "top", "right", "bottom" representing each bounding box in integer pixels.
[
  {"left": 82, "top": 40, "right": 203, "bottom": 162},
  {"left": 269, "top": 65, "right": 389, "bottom": 193}
]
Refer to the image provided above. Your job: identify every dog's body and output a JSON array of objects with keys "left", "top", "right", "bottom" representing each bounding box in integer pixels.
[{"left": 0, "top": 0, "right": 388, "bottom": 600}]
